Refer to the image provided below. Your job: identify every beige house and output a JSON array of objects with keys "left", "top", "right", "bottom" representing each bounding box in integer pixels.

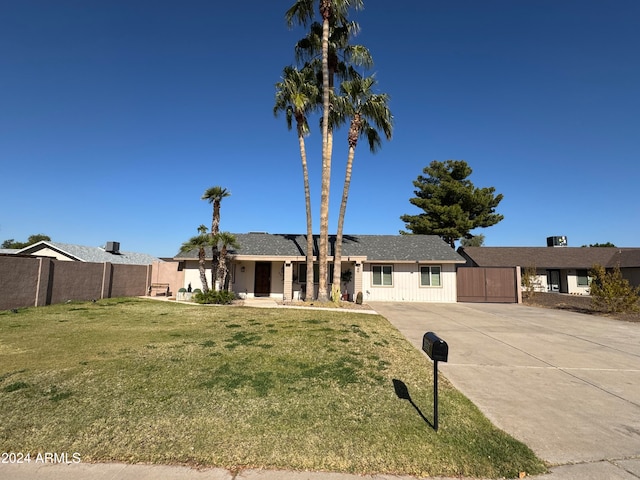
[{"left": 174, "top": 233, "right": 466, "bottom": 303}]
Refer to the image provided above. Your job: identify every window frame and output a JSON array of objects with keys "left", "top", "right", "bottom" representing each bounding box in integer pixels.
[
  {"left": 576, "top": 269, "right": 589, "bottom": 287},
  {"left": 372, "top": 264, "right": 393, "bottom": 287},
  {"left": 420, "top": 265, "right": 442, "bottom": 287},
  {"left": 297, "top": 263, "right": 334, "bottom": 284}
]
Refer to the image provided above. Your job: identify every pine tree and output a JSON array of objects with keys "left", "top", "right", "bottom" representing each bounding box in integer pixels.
[{"left": 400, "top": 160, "right": 504, "bottom": 247}]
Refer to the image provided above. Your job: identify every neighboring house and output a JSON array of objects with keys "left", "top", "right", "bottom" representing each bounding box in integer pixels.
[
  {"left": 14, "top": 241, "right": 160, "bottom": 265},
  {"left": 174, "top": 233, "right": 466, "bottom": 302},
  {"left": 458, "top": 244, "right": 640, "bottom": 295}
]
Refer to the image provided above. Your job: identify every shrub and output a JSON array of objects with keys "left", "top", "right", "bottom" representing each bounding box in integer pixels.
[
  {"left": 194, "top": 290, "right": 236, "bottom": 305},
  {"left": 589, "top": 264, "right": 640, "bottom": 313},
  {"left": 521, "top": 265, "right": 542, "bottom": 299},
  {"left": 178, "top": 288, "right": 187, "bottom": 293}
]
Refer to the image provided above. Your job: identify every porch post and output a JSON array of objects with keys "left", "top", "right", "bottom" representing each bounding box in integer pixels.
[
  {"left": 354, "top": 262, "right": 363, "bottom": 299},
  {"left": 283, "top": 261, "right": 293, "bottom": 301}
]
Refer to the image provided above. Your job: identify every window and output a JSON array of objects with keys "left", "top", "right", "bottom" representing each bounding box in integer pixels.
[
  {"left": 420, "top": 265, "right": 441, "bottom": 287},
  {"left": 372, "top": 265, "right": 393, "bottom": 286},
  {"left": 576, "top": 269, "right": 589, "bottom": 286},
  {"left": 298, "top": 263, "right": 333, "bottom": 284}
]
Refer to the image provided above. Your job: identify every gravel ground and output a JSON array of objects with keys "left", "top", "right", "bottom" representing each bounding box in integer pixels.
[{"left": 523, "top": 292, "right": 640, "bottom": 323}]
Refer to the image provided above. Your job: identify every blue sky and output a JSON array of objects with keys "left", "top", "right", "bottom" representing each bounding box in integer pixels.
[{"left": 2, "top": 0, "right": 638, "bottom": 258}]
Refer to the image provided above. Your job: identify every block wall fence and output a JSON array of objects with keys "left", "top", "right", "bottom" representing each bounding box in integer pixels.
[{"left": 0, "top": 256, "right": 183, "bottom": 311}]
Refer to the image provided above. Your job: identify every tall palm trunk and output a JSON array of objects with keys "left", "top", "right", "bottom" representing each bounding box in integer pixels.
[
  {"left": 198, "top": 247, "right": 209, "bottom": 293},
  {"left": 211, "top": 202, "right": 221, "bottom": 236},
  {"left": 211, "top": 201, "right": 221, "bottom": 290},
  {"left": 317, "top": 1, "right": 332, "bottom": 302},
  {"left": 332, "top": 114, "right": 360, "bottom": 300},
  {"left": 297, "top": 124, "right": 316, "bottom": 297},
  {"left": 216, "top": 244, "right": 228, "bottom": 290}
]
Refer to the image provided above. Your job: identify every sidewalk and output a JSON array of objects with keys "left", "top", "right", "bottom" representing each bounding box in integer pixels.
[{"left": 3, "top": 457, "right": 640, "bottom": 479}]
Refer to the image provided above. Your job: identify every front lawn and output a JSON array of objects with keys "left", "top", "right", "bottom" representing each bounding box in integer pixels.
[{"left": 0, "top": 298, "right": 546, "bottom": 478}]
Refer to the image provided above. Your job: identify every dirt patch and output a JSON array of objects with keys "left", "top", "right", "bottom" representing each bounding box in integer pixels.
[
  {"left": 277, "top": 300, "right": 374, "bottom": 311},
  {"left": 523, "top": 292, "right": 640, "bottom": 323}
]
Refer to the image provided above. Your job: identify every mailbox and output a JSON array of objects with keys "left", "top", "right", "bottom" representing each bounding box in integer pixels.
[
  {"left": 422, "top": 332, "right": 448, "bottom": 362},
  {"left": 422, "top": 331, "right": 448, "bottom": 431}
]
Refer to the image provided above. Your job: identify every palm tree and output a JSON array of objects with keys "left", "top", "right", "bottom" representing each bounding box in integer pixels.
[
  {"left": 274, "top": 65, "right": 318, "bottom": 297},
  {"left": 202, "top": 186, "right": 231, "bottom": 236},
  {"left": 294, "top": 21, "right": 372, "bottom": 93},
  {"left": 214, "top": 232, "right": 239, "bottom": 291},
  {"left": 286, "top": 0, "right": 364, "bottom": 301},
  {"left": 331, "top": 75, "right": 393, "bottom": 299},
  {"left": 295, "top": 21, "right": 373, "bottom": 206},
  {"left": 202, "top": 186, "right": 231, "bottom": 290},
  {"left": 180, "top": 225, "right": 215, "bottom": 293}
]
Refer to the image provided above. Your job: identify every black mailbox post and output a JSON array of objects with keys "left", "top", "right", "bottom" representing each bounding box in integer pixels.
[{"left": 422, "top": 331, "right": 448, "bottom": 431}]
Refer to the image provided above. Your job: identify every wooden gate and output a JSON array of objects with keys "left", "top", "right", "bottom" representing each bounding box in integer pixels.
[{"left": 457, "top": 267, "right": 520, "bottom": 303}]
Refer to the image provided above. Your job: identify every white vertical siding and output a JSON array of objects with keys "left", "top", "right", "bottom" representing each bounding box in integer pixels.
[{"left": 362, "top": 263, "right": 457, "bottom": 302}]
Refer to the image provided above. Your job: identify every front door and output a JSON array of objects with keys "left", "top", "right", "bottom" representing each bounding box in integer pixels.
[
  {"left": 254, "top": 262, "right": 271, "bottom": 297},
  {"left": 547, "top": 270, "right": 560, "bottom": 292}
]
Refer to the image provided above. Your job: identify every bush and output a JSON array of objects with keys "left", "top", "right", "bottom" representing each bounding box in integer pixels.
[
  {"left": 193, "top": 290, "right": 236, "bottom": 305},
  {"left": 589, "top": 264, "right": 640, "bottom": 313},
  {"left": 178, "top": 288, "right": 187, "bottom": 293},
  {"left": 521, "top": 265, "right": 543, "bottom": 299}
]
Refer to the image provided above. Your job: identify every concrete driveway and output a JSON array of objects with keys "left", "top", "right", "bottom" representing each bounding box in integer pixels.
[{"left": 370, "top": 302, "right": 640, "bottom": 471}]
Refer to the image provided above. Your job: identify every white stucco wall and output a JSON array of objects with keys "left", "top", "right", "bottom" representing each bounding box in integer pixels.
[
  {"left": 182, "top": 262, "right": 214, "bottom": 292},
  {"left": 522, "top": 269, "right": 591, "bottom": 295},
  {"left": 565, "top": 270, "right": 591, "bottom": 295}
]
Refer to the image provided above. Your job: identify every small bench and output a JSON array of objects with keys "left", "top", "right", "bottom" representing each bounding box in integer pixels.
[{"left": 148, "top": 283, "right": 170, "bottom": 296}]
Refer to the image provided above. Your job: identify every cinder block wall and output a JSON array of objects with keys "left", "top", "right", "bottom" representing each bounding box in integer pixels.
[
  {"left": 48, "top": 260, "right": 104, "bottom": 304},
  {"left": 111, "top": 263, "right": 150, "bottom": 297},
  {"left": 0, "top": 256, "right": 41, "bottom": 310},
  {"left": 0, "top": 256, "right": 159, "bottom": 310}
]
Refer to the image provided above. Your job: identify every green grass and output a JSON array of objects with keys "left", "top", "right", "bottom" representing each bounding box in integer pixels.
[{"left": 0, "top": 298, "right": 546, "bottom": 478}]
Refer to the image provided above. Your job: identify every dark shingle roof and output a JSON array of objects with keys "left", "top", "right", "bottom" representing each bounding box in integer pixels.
[
  {"left": 174, "top": 233, "right": 464, "bottom": 263},
  {"left": 340, "top": 235, "right": 463, "bottom": 261},
  {"left": 458, "top": 246, "right": 640, "bottom": 269}
]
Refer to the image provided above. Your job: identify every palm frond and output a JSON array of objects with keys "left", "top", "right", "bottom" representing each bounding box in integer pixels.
[
  {"left": 202, "top": 186, "right": 231, "bottom": 203},
  {"left": 338, "top": 74, "right": 393, "bottom": 151},
  {"left": 285, "top": 0, "right": 315, "bottom": 28},
  {"left": 274, "top": 65, "right": 319, "bottom": 136}
]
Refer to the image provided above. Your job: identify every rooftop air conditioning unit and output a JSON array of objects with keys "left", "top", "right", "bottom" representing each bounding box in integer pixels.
[
  {"left": 105, "top": 241, "right": 120, "bottom": 254},
  {"left": 546, "top": 236, "right": 567, "bottom": 247}
]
